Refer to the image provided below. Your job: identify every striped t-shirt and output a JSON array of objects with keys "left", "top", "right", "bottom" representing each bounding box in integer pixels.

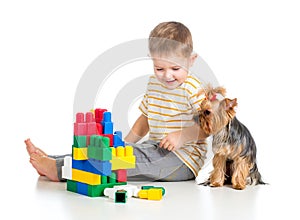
[{"left": 139, "top": 73, "right": 207, "bottom": 176}]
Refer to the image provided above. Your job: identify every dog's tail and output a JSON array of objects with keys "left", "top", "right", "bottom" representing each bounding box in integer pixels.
[{"left": 249, "top": 163, "right": 267, "bottom": 185}]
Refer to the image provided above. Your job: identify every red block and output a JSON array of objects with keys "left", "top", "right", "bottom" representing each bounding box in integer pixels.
[
  {"left": 74, "top": 112, "right": 86, "bottom": 135},
  {"left": 85, "top": 112, "right": 95, "bottom": 122},
  {"left": 95, "top": 108, "right": 107, "bottom": 123},
  {"left": 103, "top": 134, "right": 113, "bottom": 147},
  {"left": 116, "top": 170, "right": 127, "bottom": 182},
  {"left": 83, "top": 112, "right": 97, "bottom": 135},
  {"left": 87, "top": 122, "right": 97, "bottom": 135},
  {"left": 96, "top": 123, "right": 103, "bottom": 135}
]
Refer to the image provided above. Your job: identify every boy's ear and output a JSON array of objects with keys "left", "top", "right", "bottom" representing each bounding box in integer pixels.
[{"left": 189, "top": 53, "right": 198, "bottom": 66}]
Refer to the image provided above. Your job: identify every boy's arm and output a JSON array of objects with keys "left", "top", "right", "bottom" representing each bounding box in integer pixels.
[
  {"left": 159, "top": 123, "right": 208, "bottom": 151},
  {"left": 124, "top": 114, "right": 149, "bottom": 143}
]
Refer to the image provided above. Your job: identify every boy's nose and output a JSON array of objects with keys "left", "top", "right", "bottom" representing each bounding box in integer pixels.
[{"left": 164, "top": 70, "right": 173, "bottom": 79}]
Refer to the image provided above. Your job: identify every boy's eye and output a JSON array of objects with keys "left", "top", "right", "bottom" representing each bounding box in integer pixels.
[
  {"left": 156, "top": 68, "right": 163, "bottom": 71},
  {"left": 172, "top": 67, "right": 180, "bottom": 71}
]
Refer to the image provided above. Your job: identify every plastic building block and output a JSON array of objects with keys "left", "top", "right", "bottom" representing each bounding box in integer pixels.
[
  {"left": 103, "top": 134, "right": 114, "bottom": 146},
  {"left": 138, "top": 188, "right": 163, "bottom": 200},
  {"left": 104, "top": 185, "right": 139, "bottom": 200},
  {"left": 66, "top": 108, "right": 136, "bottom": 198},
  {"left": 74, "top": 113, "right": 87, "bottom": 135},
  {"left": 86, "top": 112, "right": 97, "bottom": 135},
  {"left": 115, "top": 190, "right": 127, "bottom": 203},
  {"left": 141, "top": 186, "right": 166, "bottom": 196},
  {"left": 87, "top": 159, "right": 112, "bottom": 176},
  {"left": 96, "top": 123, "right": 103, "bottom": 135},
  {"left": 67, "top": 180, "right": 77, "bottom": 193},
  {"left": 102, "top": 111, "right": 113, "bottom": 134},
  {"left": 62, "top": 156, "right": 72, "bottom": 179},
  {"left": 94, "top": 108, "right": 107, "bottom": 123},
  {"left": 116, "top": 169, "right": 127, "bottom": 182},
  {"left": 71, "top": 158, "right": 85, "bottom": 170},
  {"left": 113, "top": 131, "right": 125, "bottom": 147},
  {"left": 125, "top": 145, "right": 134, "bottom": 155},
  {"left": 73, "top": 136, "right": 87, "bottom": 148},
  {"left": 87, "top": 182, "right": 126, "bottom": 197},
  {"left": 108, "top": 172, "right": 117, "bottom": 183},
  {"left": 110, "top": 146, "right": 136, "bottom": 170},
  {"left": 88, "top": 136, "right": 112, "bottom": 161},
  {"left": 72, "top": 168, "right": 101, "bottom": 185},
  {"left": 77, "top": 182, "right": 88, "bottom": 196},
  {"left": 72, "top": 146, "right": 88, "bottom": 160}
]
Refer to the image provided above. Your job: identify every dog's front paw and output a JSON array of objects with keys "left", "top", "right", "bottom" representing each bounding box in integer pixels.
[
  {"left": 232, "top": 183, "right": 246, "bottom": 190},
  {"left": 210, "top": 181, "right": 224, "bottom": 187}
]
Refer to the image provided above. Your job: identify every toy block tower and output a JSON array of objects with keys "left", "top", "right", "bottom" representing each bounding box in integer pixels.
[{"left": 62, "top": 108, "right": 136, "bottom": 197}]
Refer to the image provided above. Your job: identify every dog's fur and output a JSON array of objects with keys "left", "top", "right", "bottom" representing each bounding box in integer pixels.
[{"left": 197, "top": 85, "right": 265, "bottom": 190}]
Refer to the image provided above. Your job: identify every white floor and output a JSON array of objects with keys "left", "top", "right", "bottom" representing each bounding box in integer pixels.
[{"left": 2, "top": 162, "right": 298, "bottom": 220}]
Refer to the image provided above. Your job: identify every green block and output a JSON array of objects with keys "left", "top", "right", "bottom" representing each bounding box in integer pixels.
[
  {"left": 115, "top": 190, "right": 127, "bottom": 203},
  {"left": 73, "top": 135, "right": 87, "bottom": 148},
  {"left": 109, "top": 172, "right": 117, "bottom": 184},
  {"left": 89, "top": 135, "right": 103, "bottom": 147},
  {"left": 101, "top": 136, "right": 110, "bottom": 147},
  {"left": 88, "top": 145, "right": 112, "bottom": 161},
  {"left": 67, "top": 180, "right": 77, "bottom": 193},
  {"left": 101, "top": 175, "right": 108, "bottom": 184}
]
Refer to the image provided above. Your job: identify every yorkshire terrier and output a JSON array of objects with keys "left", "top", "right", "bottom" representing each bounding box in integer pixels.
[{"left": 197, "top": 85, "right": 265, "bottom": 190}]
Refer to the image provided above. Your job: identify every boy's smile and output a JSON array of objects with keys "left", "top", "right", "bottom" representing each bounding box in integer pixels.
[{"left": 152, "top": 56, "right": 190, "bottom": 90}]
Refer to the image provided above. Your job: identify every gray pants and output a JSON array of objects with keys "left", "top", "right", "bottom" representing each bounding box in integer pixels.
[{"left": 50, "top": 140, "right": 194, "bottom": 182}]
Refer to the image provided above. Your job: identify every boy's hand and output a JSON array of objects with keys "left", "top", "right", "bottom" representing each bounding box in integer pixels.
[{"left": 159, "top": 131, "right": 184, "bottom": 151}]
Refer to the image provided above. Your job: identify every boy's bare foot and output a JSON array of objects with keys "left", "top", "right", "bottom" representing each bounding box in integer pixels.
[
  {"left": 30, "top": 152, "right": 59, "bottom": 182},
  {"left": 25, "top": 138, "right": 57, "bottom": 180},
  {"left": 25, "top": 138, "right": 47, "bottom": 157}
]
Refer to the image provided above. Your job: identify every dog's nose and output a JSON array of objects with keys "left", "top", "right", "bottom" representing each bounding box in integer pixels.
[{"left": 204, "top": 110, "right": 211, "bottom": 116}]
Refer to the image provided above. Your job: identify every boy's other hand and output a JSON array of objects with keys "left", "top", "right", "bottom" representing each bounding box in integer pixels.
[{"left": 159, "top": 131, "right": 183, "bottom": 151}]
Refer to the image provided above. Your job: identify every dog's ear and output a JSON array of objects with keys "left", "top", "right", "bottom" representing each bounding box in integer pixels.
[
  {"left": 213, "top": 87, "right": 226, "bottom": 97},
  {"left": 224, "top": 98, "right": 237, "bottom": 118}
]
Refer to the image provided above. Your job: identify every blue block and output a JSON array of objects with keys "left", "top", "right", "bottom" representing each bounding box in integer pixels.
[
  {"left": 87, "top": 159, "right": 112, "bottom": 176},
  {"left": 103, "top": 111, "right": 112, "bottom": 122},
  {"left": 76, "top": 182, "right": 88, "bottom": 195},
  {"left": 72, "top": 159, "right": 112, "bottom": 176},
  {"left": 113, "top": 131, "right": 124, "bottom": 147},
  {"left": 72, "top": 159, "right": 85, "bottom": 170},
  {"left": 102, "top": 122, "right": 113, "bottom": 134},
  {"left": 102, "top": 111, "right": 113, "bottom": 134},
  {"left": 114, "top": 131, "right": 122, "bottom": 138}
]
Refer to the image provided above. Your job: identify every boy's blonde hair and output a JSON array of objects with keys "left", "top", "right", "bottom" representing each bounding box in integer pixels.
[{"left": 149, "top": 21, "right": 193, "bottom": 58}]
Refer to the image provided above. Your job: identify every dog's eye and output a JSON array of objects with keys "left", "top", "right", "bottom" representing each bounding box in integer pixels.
[{"left": 204, "top": 110, "right": 211, "bottom": 116}]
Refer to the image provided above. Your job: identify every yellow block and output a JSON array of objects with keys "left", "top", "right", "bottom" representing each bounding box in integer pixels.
[
  {"left": 125, "top": 146, "right": 133, "bottom": 156},
  {"left": 73, "top": 147, "right": 88, "bottom": 160},
  {"left": 72, "top": 168, "right": 101, "bottom": 185},
  {"left": 111, "top": 155, "right": 136, "bottom": 170},
  {"left": 148, "top": 189, "right": 163, "bottom": 200},
  {"left": 138, "top": 189, "right": 162, "bottom": 200},
  {"left": 116, "top": 146, "right": 125, "bottom": 157},
  {"left": 110, "top": 146, "right": 135, "bottom": 170}
]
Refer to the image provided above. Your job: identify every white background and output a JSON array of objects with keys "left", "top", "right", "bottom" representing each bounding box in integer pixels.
[{"left": 1, "top": 0, "right": 299, "bottom": 219}]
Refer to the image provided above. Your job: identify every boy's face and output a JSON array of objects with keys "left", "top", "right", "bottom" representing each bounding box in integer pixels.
[{"left": 152, "top": 55, "right": 194, "bottom": 90}]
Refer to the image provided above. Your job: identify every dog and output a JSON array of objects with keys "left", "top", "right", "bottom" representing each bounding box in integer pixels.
[{"left": 197, "top": 85, "right": 265, "bottom": 190}]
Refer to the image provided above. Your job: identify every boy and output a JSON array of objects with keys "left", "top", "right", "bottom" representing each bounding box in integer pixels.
[{"left": 25, "top": 21, "right": 208, "bottom": 182}]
